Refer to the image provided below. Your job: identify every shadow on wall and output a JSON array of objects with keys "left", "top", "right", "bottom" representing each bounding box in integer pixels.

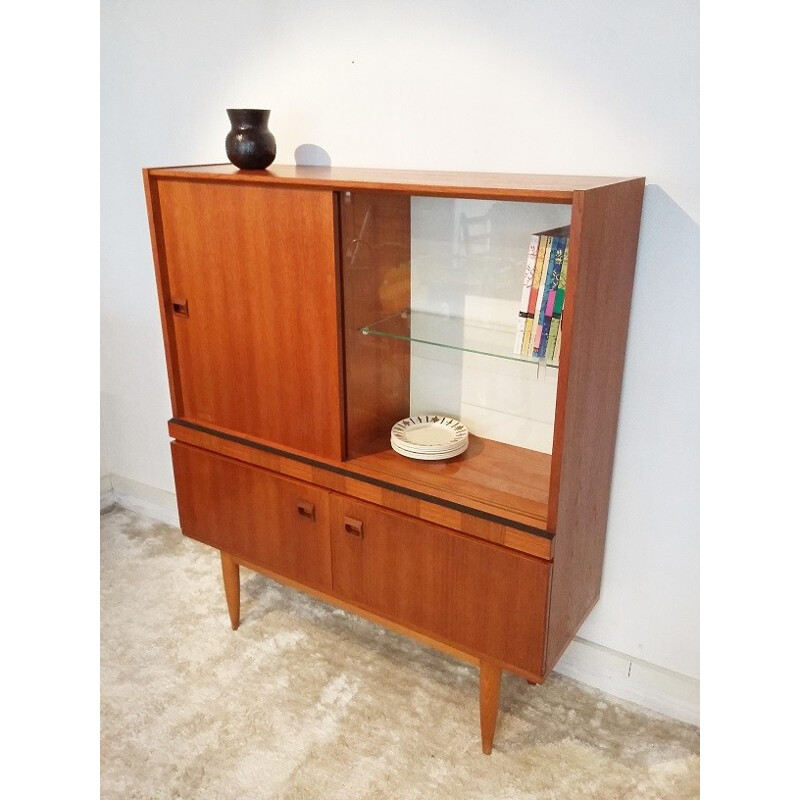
[
  {"left": 598, "top": 181, "right": 700, "bottom": 571},
  {"left": 295, "top": 144, "right": 331, "bottom": 166},
  {"left": 576, "top": 182, "right": 700, "bottom": 672},
  {"left": 615, "top": 180, "right": 700, "bottom": 513},
  {"left": 625, "top": 184, "right": 700, "bottom": 401}
]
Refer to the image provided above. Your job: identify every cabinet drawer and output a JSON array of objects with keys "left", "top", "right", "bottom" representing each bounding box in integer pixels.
[
  {"left": 330, "top": 495, "right": 550, "bottom": 675},
  {"left": 171, "top": 442, "right": 332, "bottom": 590}
]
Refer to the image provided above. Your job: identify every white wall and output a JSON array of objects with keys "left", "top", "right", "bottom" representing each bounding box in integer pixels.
[{"left": 101, "top": 0, "right": 699, "bottom": 714}]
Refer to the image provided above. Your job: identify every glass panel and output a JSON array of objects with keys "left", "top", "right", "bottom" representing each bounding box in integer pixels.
[
  {"left": 408, "top": 197, "right": 570, "bottom": 454},
  {"left": 361, "top": 309, "right": 557, "bottom": 368},
  {"left": 339, "top": 191, "right": 411, "bottom": 458},
  {"left": 343, "top": 193, "right": 571, "bottom": 457}
]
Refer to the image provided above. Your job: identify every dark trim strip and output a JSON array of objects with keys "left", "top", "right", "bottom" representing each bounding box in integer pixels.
[{"left": 169, "top": 418, "right": 554, "bottom": 541}]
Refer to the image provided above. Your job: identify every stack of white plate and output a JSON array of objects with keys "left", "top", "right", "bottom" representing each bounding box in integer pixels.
[{"left": 390, "top": 415, "right": 469, "bottom": 461}]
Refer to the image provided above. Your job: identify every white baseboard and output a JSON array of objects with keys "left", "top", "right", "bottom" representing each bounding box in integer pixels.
[
  {"left": 100, "top": 475, "right": 698, "bottom": 726},
  {"left": 102, "top": 473, "right": 179, "bottom": 527},
  {"left": 553, "top": 637, "right": 699, "bottom": 726},
  {"left": 100, "top": 474, "right": 115, "bottom": 512}
]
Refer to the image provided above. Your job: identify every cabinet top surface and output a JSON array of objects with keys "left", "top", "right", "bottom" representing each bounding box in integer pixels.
[{"left": 145, "top": 163, "right": 644, "bottom": 201}]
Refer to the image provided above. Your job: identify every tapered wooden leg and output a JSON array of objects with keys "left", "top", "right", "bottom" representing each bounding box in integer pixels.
[
  {"left": 220, "top": 551, "right": 240, "bottom": 630},
  {"left": 479, "top": 660, "right": 502, "bottom": 755}
]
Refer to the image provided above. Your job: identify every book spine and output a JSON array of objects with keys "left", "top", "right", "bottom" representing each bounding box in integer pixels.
[
  {"left": 533, "top": 236, "right": 562, "bottom": 354},
  {"left": 531, "top": 233, "right": 550, "bottom": 293},
  {"left": 527, "top": 236, "right": 553, "bottom": 356},
  {"left": 548, "top": 239, "right": 570, "bottom": 365},
  {"left": 554, "top": 244, "right": 568, "bottom": 315},
  {"left": 553, "top": 322, "right": 563, "bottom": 365},
  {"left": 537, "top": 236, "right": 568, "bottom": 358},
  {"left": 513, "top": 234, "right": 540, "bottom": 355},
  {"left": 522, "top": 235, "right": 549, "bottom": 356},
  {"left": 545, "top": 318, "right": 561, "bottom": 362}
]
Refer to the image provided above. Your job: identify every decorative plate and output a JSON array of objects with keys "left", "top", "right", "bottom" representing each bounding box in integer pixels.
[
  {"left": 390, "top": 415, "right": 469, "bottom": 451},
  {"left": 390, "top": 437, "right": 469, "bottom": 461}
]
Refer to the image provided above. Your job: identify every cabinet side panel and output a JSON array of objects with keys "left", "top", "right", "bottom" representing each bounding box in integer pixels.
[
  {"left": 339, "top": 191, "right": 411, "bottom": 457},
  {"left": 545, "top": 179, "right": 645, "bottom": 674},
  {"left": 157, "top": 179, "right": 344, "bottom": 460},
  {"left": 143, "top": 170, "right": 183, "bottom": 416}
]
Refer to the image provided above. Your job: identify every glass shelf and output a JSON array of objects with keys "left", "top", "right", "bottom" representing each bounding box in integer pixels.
[{"left": 360, "top": 309, "right": 559, "bottom": 368}]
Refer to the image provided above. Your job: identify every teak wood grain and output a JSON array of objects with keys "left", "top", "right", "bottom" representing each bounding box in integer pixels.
[
  {"left": 227, "top": 552, "right": 484, "bottom": 670},
  {"left": 479, "top": 661, "right": 502, "bottom": 755},
  {"left": 171, "top": 442, "right": 334, "bottom": 591},
  {"left": 339, "top": 191, "right": 411, "bottom": 458},
  {"left": 174, "top": 439, "right": 551, "bottom": 680},
  {"left": 346, "top": 438, "right": 551, "bottom": 521},
  {"left": 144, "top": 164, "right": 646, "bottom": 753},
  {"left": 167, "top": 418, "right": 554, "bottom": 557},
  {"left": 223, "top": 550, "right": 549, "bottom": 685},
  {"left": 147, "top": 175, "right": 345, "bottom": 460},
  {"left": 143, "top": 174, "right": 184, "bottom": 414},
  {"left": 544, "top": 179, "right": 645, "bottom": 673},
  {"left": 329, "top": 494, "right": 551, "bottom": 675},
  {"left": 220, "top": 551, "right": 241, "bottom": 630},
  {"left": 146, "top": 163, "right": 638, "bottom": 201}
]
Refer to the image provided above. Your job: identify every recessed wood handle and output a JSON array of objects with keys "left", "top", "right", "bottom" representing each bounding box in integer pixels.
[
  {"left": 296, "top": 500, "right": 315, "bottom": 521},
  {"left": 171, "top": 298, "right": 189, "bottom": 316},
  {"left": 344, "top": 517, "right": 363, "bottom": 538}
]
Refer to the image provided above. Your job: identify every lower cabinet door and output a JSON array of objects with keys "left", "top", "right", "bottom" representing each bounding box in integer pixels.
[
  {"left": 171, "top": 442, "right": 332, "bottom": 590},
  {"left": 329, "top": 495, "right": 551, "bottom": 676}
]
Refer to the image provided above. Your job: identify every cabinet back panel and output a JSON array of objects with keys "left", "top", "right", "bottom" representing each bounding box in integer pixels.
[{"left": 155, "top": 179, "right": 344, "bottom": 460}]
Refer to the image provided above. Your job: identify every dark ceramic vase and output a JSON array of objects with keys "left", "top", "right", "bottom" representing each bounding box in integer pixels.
[{"left": 225, "top": 109, "right": 277, "bottom": 170}]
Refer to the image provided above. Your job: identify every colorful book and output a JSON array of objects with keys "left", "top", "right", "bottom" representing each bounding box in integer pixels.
[
  {"left": 553, "top": 322, "right": 563, "bottom": 364},
  {"left": 533, "top": 236, "right": 563, "bottom": 354},
  {"left": 546, "top": 239, "right": 570, "bottom": 364},
  {"left": 526, "top": 235, "right": 553, "bottom": 355},
  {"left": 513, "top": 234, "right": 541, "bottom": 355},
  {"left": 554, "top": 239, "right": 569, "bottom": 315},
  {"left": 536, "top": 235, "right": 568, "bottom": 358},
  {"left": 512, "top": 225, "right": 570, "bottom": 360},
  {"left": 520, "top": 234, "right": 550, "bottom": 356},
  {"left": 545, "top": 318, "right": 561, "bottom": 362}
]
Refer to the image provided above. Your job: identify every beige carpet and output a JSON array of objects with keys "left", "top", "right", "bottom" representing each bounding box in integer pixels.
[{"left": 100, "top": 507, "right": 699, "bottom": 799}]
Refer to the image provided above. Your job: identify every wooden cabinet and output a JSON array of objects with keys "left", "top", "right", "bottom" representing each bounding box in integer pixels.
[{"left": 144, "top": 164, "right": 645, "bottom": 754}]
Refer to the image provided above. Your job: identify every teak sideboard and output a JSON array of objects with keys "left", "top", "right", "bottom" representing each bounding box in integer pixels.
[{"left": 143, "top": 163, "right": 645, "bottom": 754}]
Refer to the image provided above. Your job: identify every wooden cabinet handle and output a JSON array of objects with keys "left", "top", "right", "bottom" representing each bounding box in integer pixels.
[
  {"left": 344, "top": 517, "right": 363, "bottom": 538},
  {"left": 171, "top": 298, "right": 189, "bottom": 317},
  {"left": 296, "top": 500, "right": 315, "bottom": 521}
]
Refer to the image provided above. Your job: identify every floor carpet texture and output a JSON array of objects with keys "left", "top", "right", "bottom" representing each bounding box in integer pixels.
[{"left": 100, "top": 507, "right": 699, "bottom": 799}]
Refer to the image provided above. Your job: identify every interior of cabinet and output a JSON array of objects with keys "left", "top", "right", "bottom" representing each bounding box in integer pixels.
[{"left": 340, "top": 191, "right": 572, "bottom": 530}]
